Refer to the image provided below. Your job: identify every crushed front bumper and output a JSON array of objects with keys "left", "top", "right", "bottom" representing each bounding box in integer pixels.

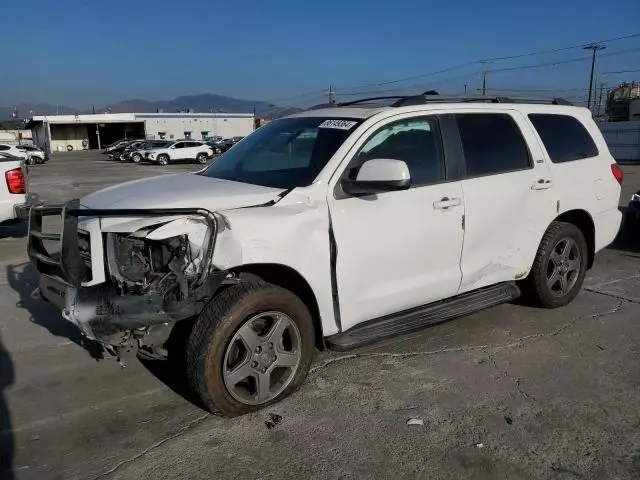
[{"left": 28, "top": 200, "right": 223, "bottom": 344}]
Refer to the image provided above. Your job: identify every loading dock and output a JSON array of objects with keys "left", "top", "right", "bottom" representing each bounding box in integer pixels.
[{"left": 27, "top": 112, "right": 255, "bottom": 154}]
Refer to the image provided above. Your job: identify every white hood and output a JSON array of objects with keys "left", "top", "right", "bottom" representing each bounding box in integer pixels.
[{"left": 81, "top": 173, "right": 284, "bottom": 211}]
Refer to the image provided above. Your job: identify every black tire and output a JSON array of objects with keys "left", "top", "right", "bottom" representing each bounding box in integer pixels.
[
  {"left": 26, "top": 157, "right": 35, "bottom": 166},
  {"left": 196, "top": 152, "right": 208, "bottom": 164},
  {"left": 185, "top": 281, "right": 315, "bottom": 417},
  {"left": 66, "top": 145, "right": 73, "bottom": 151},
  {"left": 157, "top": 154, "right": 169, "bottom": 166},
  {"left": 131, "top": 153, "right": 142, "bottom": 163},
  {"left": 524, "top": 221, "right": 588, "bottom": 308}
]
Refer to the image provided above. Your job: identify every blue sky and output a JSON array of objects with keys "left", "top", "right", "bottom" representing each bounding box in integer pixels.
[{"left": 1, "top": 0, "right": 639, "bottom": 108}]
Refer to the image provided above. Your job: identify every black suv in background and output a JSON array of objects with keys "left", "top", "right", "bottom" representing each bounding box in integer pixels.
[{"left": 222, "top": 136, "right": 244, "bottom": 152}]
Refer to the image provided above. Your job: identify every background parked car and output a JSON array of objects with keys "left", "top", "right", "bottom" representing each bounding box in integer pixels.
[
  {"left": 119, "top": 140, "right": 149, "bottom": 162},
  {"left": 0, "top": 144, "right": 28, "bottom": 163},
  {"left": 145, "top": 140, "right": 213, "bottom": 165},
  {"left": 16, "top": 145, "right": 48, "bottom": 165},
  {"left": 108, "top": 140, "right": 144, "bottom": 160},
  {"left": 205, "top": 136, "right": 225, "bottom": 154},
  {"left": 222, "top": 136, "right": 244, "bottom": 152},
  {"left": 103, "top": 139, "right": 142, "bottom": 155},
  {"left": 127, "top": 140, "right": 172, "bottom": 163}
]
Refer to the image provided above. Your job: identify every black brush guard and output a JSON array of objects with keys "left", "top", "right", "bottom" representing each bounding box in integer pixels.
[
  {"left": 28, "top": 200, "right": 225, "bottom": 343},
  {"left": 28, "top": 199, "right": 218, "bottom": 287}
]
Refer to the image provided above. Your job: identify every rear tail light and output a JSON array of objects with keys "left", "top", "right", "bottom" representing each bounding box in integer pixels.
[
  {"left": 611, "top": 164, "right": 624, "bottom": 184},
  {"left": 5, "top": 168, "right": 26, "bottom": 194}
]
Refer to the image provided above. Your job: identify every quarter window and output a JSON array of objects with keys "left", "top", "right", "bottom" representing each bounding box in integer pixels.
[
  {"left": 354, "top": 117, "right": 445, "bottom": 186},
  {"left": 456, "top": 113, "right": 531, "bottom": 177},
  {"left": 528, "top": 114, "right": 599, "bottom": 163}
]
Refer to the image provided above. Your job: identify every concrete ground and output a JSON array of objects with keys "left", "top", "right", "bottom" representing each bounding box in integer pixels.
[{"left": 1, "top": 152, "right": 639, "bottom": 480}]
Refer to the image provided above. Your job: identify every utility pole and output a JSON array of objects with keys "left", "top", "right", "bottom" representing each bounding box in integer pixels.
[
  {"left": 596, "top": 83, "right": 605, "bottom": 117},
  {"left": 584, "top": 44, "right": 606, "bottom": 111},
  {"left": 464, "top": 83, "right": 468, "bottom": 95},
  {"left": 481, "top": 68, "right": 488, "bottom": 96},
  {"left": 327, "top": 84, "right": 336, "bottom": 105}
]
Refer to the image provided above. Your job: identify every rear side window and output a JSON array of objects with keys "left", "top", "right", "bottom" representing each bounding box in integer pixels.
[
  {"left": 456, "top": 113, "right": 531, "bottom": 177},
  {"left": 528, "top": 114, "right": 599, "bottom": 163}
]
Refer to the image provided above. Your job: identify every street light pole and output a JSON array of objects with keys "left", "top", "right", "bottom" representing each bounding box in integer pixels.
[{"left": 584, "top": 44, "right": 605, "bottom": 111}]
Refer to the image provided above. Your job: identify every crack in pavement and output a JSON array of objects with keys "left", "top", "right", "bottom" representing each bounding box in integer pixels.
[
  {"left": 89, "top": 301, "right": 626, "bottom": 478},
  {"left": 92, "top": 414, "right": 209, "bottom": 480},
  {"left": 583, "top": 287, "right": 640, "bottom": 304},
  {"left": 310, "top": 301, "right": 625, "bottom": 375}
]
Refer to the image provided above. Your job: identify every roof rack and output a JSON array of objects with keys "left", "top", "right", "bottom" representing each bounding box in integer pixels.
[
  {"left": 305, "top": 92, "right": 573, "bottom": 111},
  {"left": 392, "top": 94, "right": 573, "bottom": 107}
]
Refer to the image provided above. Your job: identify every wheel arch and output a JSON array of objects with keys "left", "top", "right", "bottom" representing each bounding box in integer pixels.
[
  {"left": 554, "top": 209, "right": 596, "bottom": 269},
  {"left": 228, "top": 263, "right": 325, "bottom": 350}
]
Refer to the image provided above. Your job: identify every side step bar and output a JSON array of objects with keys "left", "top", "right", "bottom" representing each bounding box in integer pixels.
[{"left": 325, "top": 282, "right": 521, "bottom": 351}]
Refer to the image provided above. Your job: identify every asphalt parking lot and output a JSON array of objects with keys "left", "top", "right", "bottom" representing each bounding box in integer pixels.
[{"left": 1, "top": 151, "right": 640, "bottom": 480}]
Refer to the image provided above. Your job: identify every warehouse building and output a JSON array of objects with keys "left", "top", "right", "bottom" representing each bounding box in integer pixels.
[{"left": 26, "top": 112, "right": 255, "bottom": 153}]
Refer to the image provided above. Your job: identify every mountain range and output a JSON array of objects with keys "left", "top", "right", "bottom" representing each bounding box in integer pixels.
[{"left": 0, "top": 94, "right": 303, "bottom": 121}]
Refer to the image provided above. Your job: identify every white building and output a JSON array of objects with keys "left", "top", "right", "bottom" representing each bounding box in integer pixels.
[{"left": 26, "top": 112, "right": 255, "bottom": 153}]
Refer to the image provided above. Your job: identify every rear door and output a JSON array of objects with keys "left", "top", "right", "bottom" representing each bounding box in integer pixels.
[{"left": 454, "top": 110, "right": 557, "bottom": 292}]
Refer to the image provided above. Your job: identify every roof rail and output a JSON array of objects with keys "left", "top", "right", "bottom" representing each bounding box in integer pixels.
[
  {"left": 392, "top": 95, "right": 573, "bottom": 107},
  {"left": 305, "top": 93, "right": 573, "bottom": 112}
]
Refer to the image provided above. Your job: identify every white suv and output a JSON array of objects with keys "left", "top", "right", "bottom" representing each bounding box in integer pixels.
[
  {"left": 145, "top": 140, "right": 213, "bottom": 165},
  {"left": 27, "top": 95, "right": 622, "bottom": 417}
]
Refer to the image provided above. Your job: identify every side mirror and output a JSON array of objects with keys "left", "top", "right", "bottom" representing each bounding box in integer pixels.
[{"left": 341, "top": 158, "right": 411, "bottom": 195}]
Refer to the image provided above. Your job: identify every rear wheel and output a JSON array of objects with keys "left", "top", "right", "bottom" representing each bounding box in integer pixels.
[
  {"left": 524, "top": 221, "right": 588, "bottom": 308},
  {"left": 131, "top": 153, "right": 142, "bottom": 163},
  {"left": 157, "top": 154, "right": 169, "bottom": 166},
  {"left": 196, "top": 152, "right": 208, "bottom": 164},
  {"left": 185, "top": 281, "right": 315, "bottom": 417}
]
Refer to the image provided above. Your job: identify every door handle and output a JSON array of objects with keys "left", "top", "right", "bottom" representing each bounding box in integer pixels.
[
  {"left": 433, "top": 196, "right": 462, "bottom": 210},
  {"left": 531, "top": 178, "right": 553, "bottom": 190}
]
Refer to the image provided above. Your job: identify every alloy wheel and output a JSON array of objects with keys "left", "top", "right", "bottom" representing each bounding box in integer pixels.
[
  {"left": 546, "top": 237, "right": 581, "bottom": 297},
  {"left": 223, "top": 311, "right": 302, "bottom": 405}
]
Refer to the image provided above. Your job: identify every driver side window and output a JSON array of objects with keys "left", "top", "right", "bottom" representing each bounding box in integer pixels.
[{"left": 352, "top": 117, "right": 445, "bottom": 186}]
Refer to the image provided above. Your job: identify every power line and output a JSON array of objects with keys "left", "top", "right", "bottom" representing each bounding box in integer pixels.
[
  {"left": 335, "top": 33, "right": 640, "bottom": 92},
  {"left": 601, "top": 67, "right": 640, "bottom": 75}
]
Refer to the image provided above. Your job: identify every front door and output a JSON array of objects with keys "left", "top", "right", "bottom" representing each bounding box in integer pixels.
[{"left": 328, "top": 114, "right": 466, "bottom": 332}]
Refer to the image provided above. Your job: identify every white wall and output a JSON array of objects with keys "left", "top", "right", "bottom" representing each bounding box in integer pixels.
[
  {"left": 141, "top": 116, "right": 254, "bottom": 141},
  {"left": 599, "top": 121, "right": 640, "bottom": 162}
]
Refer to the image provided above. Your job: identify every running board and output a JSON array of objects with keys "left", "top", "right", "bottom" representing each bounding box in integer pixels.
[{"left": 325, "top": 282, "right": 521, "bottom": 351}]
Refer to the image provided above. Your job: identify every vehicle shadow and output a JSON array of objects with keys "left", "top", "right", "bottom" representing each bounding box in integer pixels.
[
  {"left": 0, "top": 222, "right": 27, "bottom": 240},
  {"left": 609, "top": 207, "right": 640, "bottom": 254},
  {"left": 137, "top": 320, "right": 206, "bottom": 411},
  {"left": 0, "top": 332, "right": 15, "bottom": 480},
  {"left": 5, "top": 262, "right": 104, "bottom": 360}
]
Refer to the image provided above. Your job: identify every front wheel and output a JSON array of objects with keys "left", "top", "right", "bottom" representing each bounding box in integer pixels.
[
  {"left": 157, "top": 154, "right": 169, "bottom": 166},
  {"left": 185, "top": 281, "right": 315, "bottom": 417},
  {"left": 196, "top": 152, "right": 208, "bottom": 164},
  {"left": 131, "top": 153, "right": 142, "bottom": 163},
  {"left": 524, "top": 221, "right": 588, "bottom": 308}
]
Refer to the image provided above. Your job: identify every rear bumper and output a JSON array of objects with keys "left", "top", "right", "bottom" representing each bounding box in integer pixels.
[
  {"left": 10, "top": 193, "right": 41, "bottom": 222},
  {"left": 594, "top": 208, "right": 623, "bottom": 252}
]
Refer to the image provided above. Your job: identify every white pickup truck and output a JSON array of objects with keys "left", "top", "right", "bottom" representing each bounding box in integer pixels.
[{"left": 0, "top": 155, "right": 31, "bottom": 225}]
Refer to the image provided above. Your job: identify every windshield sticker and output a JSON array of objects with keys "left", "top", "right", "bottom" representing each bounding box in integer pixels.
[{"left": 318, "top": 119, "right": 358, "bottom": 130}]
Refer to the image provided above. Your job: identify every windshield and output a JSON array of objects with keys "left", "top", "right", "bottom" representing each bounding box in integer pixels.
[{"left": 202, "top": 117, "right": 361, "bottom": 188}]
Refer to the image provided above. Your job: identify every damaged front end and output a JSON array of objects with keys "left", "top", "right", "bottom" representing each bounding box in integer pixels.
[{"left": 28, "top": 199, "right": 228, "bottom": 354}]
